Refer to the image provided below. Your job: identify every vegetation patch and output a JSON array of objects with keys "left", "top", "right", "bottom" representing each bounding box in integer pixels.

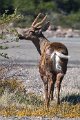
[
  {"left": 0, "top": 102, "right": 80, "bottom": 118},
  {"left": 0, "top": 45, "right": 9, "bottom": 49},
  {"left": 0, "top": 78, "right": 80, "bottom": 118}
]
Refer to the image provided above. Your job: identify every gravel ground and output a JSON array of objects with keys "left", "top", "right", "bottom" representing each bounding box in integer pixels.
[
  {"left": 0, "top": 116, "right": 80, "bottom": 120},
  {"left": 0, "top": 37, "right": 80, "bottom": 120},
  {"left": 0, "top": 62, "right": 80, "bottom": 101}
]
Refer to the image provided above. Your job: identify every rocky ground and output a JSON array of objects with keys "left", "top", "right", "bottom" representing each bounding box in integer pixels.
[
  {"left": 0, "top": 61, "right": 80, "bottom": 102},
  {"left": 44, "top": 26, "right": 80, "bottom": 38}
]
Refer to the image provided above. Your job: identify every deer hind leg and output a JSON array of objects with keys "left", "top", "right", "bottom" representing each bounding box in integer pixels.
[
  {"left": 44, "top": 78, "right": 54, "bottom": 108},
  {"left": 41, "top": 73, "right": 55, "bottom": 108},
  {"left": 50, "top": 75, "right": 56, "bottom": 101},
  {"left": 50, "top": 82, "right": 54, "bottom": 101},
  {"left": 44, "top": 80, "right": 49, "bottom": 107},
  {"left": 42, "top": 73, "right": 54, "bottom": 108},
  {"left": 41, "top": 75, "right": 49, "bottom": 107},
  {"left": 56, "top": 73, "right": 64, "bottom": 104},
  {"left": 48, "top": 79, "right": 53, "bottom": 105},
  {"left": 46, "top": 72, "right": 55, "bottom": 106}
]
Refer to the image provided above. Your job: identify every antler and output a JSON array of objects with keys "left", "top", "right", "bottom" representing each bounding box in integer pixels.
[
  {"left": 31, "top": 13, "right": 47, "bottom": 28},
  {"left": 31, "top": 13, "right": 42, "bottom": 27},
  {"left": 34, "top": 15, "right": 47, "bottom": 28}
]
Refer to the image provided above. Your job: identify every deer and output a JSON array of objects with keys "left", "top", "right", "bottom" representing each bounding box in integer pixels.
[{"left": 16, "top": 13, "right": 70, "bottom": 107}]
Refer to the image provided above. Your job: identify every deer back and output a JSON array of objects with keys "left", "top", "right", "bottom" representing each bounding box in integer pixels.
[{"left": 39, "top": 42, "right": 69, "bottom": 75}]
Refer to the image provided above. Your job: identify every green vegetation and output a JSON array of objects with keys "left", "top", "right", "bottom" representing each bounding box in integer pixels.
[
  {"left": 0, "top": 45, "right": 8, "bottom": 49},
  {"left": 0, "top": 0, "right": 80, "bottom": 28}
]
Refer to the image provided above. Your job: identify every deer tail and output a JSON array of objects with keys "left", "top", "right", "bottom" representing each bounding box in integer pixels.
[{"left": 51, "top": 51, "right": 70, "bottom": 59}]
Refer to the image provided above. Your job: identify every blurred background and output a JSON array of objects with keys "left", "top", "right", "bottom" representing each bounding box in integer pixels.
[{"left": 0, "top": 0, "right": 80, "bottom": 29}]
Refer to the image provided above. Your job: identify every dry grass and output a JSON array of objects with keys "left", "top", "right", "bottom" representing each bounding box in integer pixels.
[
  {"left": 0, "top": 78, "right": 80, "bottom": 118},
  {"left": 0, "top": 78, "right": 25, "bottom": 95},
  {"left": 0, "top": 103, "right": 80, "bottom": 118}
]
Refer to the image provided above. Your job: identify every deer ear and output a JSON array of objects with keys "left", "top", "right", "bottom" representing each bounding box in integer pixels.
[{"left": 41, "top": 21, "right": 50, "bottom": 32}]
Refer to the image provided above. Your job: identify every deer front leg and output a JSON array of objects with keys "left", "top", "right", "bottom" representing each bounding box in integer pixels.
[{"left": 56, "top": 73, "right": 64, "bottom": 104}]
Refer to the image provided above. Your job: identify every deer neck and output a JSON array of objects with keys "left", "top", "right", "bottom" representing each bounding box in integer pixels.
[{"left": 32, "top": 36, "right": 49, "bottom": 55}]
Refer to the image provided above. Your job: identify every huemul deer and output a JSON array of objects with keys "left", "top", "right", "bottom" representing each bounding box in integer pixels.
[{"left": 16, "top": 13, "right": 70, "bottom": 107}]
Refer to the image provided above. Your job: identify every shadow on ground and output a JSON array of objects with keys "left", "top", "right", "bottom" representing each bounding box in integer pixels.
[{"left": 61, "top": 94, "right": 80, "bottom": 104}]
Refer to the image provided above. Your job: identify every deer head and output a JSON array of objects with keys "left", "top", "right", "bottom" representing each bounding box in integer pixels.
[{"left": 17, "top": 13, "right": 50, "bottom": 40}]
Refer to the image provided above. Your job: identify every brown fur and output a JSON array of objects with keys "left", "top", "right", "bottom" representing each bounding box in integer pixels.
[
  {"left": 39, "top": 42, "right": 68, "bottom": 107},
  {"left": 17, "top": 13, "right": 69, "bottom": 107}
]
